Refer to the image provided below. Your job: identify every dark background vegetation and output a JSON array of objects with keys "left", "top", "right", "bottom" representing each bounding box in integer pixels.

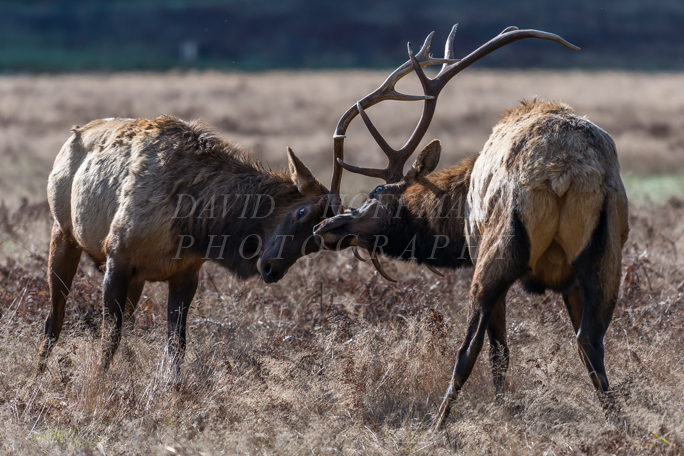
[{"left": 1, "top": 0, "right": 684, "bottom": 73}]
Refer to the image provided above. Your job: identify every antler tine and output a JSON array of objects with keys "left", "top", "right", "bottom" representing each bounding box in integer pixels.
[
  {"left": 407, "top": 42, "right": 433, "bottom": 94},
  {"left": 336, "top": 157, "right": 388, "bottom": 181},
  {"left": 425, "top": 264, "right": 445, "bottom": 277},
  {"left": 370, "top": 251, "right": 398, "bottom": 283},
  {"left": 356, "top": 102, "right": 397, "bottom": 160},
  {"left": 442, "top": 24, "right": 458, "bottom": 71},
  {"left": 352, "top": 247, "right": 367, "bottom": 262},
  {"left": 415, "top": 31, "right": 435, "bottom": 60}
]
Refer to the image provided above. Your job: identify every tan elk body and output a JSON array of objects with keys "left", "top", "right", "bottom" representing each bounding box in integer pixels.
[
  {"left": 466, "top": 100, "right": 629, "bottom": 292},
  {"left": 318, "top": 99, "right": 629, "bottom": 429},
  {"left": 39, "top": 115, "right": 331, "bottom": 373}
]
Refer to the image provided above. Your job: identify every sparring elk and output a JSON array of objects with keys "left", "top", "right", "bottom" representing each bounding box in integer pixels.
[
  {"left": 315, "top": 27, "right": 629, "bottom": 428},
  {"left": 38, "top": 116, "right": 333, "bottom": 374}
]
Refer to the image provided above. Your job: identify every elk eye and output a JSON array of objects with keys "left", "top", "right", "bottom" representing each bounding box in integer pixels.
[
  {"left": 371, "top": 186, "right": 384, "bottom": 198},
  {"left": 297, "top": 207, "right": 307, "bottom": 219}
]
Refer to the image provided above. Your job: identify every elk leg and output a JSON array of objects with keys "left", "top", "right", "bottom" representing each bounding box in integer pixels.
[
  {"left": 574, "top": 277, "right": 617, "bottom": 402},
  {"left": 435, "top": 212, "right": 530, "bottom": 430},
  {"left": 100, "top": 257, "right": 131, "bottom": 371},
  {"left": 487, "top": 296, "right": 508, "bottom": 399},
  {"left": 561, "top": 284, "right": 583, "bottom": 334},
  {"left": 571, "top": 202, "right": 621, "bottom": 414},
  {"left": 36, "top": 222, "right": 82, "bottom": 374},
  {"left": 167, "top": 268, "right": 200, "bottom": 371},
  {"left": 124, "top": 280, "right": 145, "bottom": 330},
  {"left": 434, "top": 280, "right": 513, "bottom": 431},
  {"left": 564, "top": 284, "right": 614, "bottom": 404},
  {"left": 574, "top": 278, "right": 617, "bottom": 414},
  {"left": 117, "top": 280, "right": 145, "bottom": 364}
]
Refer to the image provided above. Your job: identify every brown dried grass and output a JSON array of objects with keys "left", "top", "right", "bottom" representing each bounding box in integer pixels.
[{"left": 0, "top": 195, "right": 683, "bottom": 454}]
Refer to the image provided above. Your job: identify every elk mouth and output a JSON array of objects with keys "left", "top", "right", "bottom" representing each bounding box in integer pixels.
[
  {"left": 314, "top": 213, "right": 359, "bottom": 251},
  {"left": 315, "top": 199, "right": 383, "bottom": 250}
]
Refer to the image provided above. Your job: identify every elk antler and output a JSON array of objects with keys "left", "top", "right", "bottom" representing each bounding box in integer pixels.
[
  {"left": 329, "top": 24, "right": 579, "bottom": 281},
  {"left": 370, "top": 251, "right": 398, "bottom": 283},
  {"left": 425, "top": 264, "right": 445, "bottom": 278},
  {"left": 329, "top": 25, "right": 579, "bottom": 213}
]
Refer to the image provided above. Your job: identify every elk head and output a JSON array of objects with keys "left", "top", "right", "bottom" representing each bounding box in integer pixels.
[
  {"left": 258, "top": 147, "right": 334, "bottom": 283},
  {"left": 315, "top": 25, "right": 579, "bottom": 282}
]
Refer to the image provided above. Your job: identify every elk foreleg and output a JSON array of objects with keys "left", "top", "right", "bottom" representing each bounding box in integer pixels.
[
  {"left": 36, "top": 222, "right": 82, "bottom": 375},
  {"left": 434, "top": 211, "right": 530, "bottom": 431},
  {"left": 166, "top": 268, "right": 200, "bottom": 373}
]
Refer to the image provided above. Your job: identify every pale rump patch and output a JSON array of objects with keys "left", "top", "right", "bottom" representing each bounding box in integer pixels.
[
  {"left": 520, "top": 190, "right": 560, "bottom": 268},
  {"left": 555, "top": 187, "right": 603, "bottom": 261},
  {"left": 468, "top": 100, "right": 625, "bottom": 290}
]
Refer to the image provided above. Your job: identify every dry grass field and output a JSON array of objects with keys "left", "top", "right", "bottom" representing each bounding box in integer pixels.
[{"left": 0, "top": 71, "right": 683, "bottom": 454}]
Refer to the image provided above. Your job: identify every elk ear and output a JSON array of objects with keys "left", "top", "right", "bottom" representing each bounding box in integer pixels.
[
  {"left": 406, "top": 139, "right": 441, "bottom": 181},
  {"left": 287, "top": 147, "right": 328, "bottom": 195}
]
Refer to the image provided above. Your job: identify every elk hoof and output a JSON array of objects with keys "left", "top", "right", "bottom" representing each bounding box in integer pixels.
[{"left": 433, "top": 386, "right": 455, "bottom": 432}]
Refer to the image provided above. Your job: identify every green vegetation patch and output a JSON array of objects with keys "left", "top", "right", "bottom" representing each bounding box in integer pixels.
[{"left": 622, "top": 173, "right": 684, "bottom": 203}]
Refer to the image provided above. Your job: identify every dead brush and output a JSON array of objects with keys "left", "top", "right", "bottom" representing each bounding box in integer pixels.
[{"left": 0, "top": 191, "right": 683, "bottom": 453}]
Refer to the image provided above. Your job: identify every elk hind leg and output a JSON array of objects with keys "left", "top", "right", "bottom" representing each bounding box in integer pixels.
[
  {"left": 572, "top": 201, "right": 622, "bottom": 414},
  {"left": 119, "top": 280, "right": 145, "bottom": 363},
  {"left": 124, "top": 280, "right": 145, "bottom": 330},
  {"left": 37, "top": 222, "right": 82, "bottom": 374},
  {"left": 561, "top": 285, "right": 583, "bottom": 335},
  {"left": 487, "top": 296, "right": 508, "bottom": 400}
]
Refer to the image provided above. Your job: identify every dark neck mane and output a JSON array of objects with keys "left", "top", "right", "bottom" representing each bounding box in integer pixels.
[
  {"left": 383, "top": 154, "right": 478, "bottom": 269},
  {"left": 167, "top": 137, "right": 303, "bottom": 278}
]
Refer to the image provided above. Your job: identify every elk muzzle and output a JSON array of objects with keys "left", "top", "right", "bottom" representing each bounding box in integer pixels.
[
  {"left": 314, "top": 216, "right": 356, "bottom": 251},
  {"left": 314, "top": 199, "right": 382, "bottom": 251},
  {"left": 257, "top": 255, "right": 290, "bottom": 283}
]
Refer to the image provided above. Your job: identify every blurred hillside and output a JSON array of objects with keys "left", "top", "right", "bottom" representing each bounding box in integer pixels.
[{"left": 1, "top": 0, "right": 683, "bottom": 72}]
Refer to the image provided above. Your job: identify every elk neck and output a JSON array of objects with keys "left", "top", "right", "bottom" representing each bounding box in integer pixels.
[
  {"left": 381, "top": 154, "right": 479, "bottom": 269},
  {"left": 165, "top": 133, "right": 304, "bottom": 278}
]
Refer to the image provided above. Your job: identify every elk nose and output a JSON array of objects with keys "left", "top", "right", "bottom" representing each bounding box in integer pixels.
[{"left": 261, "top": 261, "right": 285, "bottom": 284}]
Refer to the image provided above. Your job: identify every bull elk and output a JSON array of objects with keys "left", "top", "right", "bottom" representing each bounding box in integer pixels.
[
  {"left": 38, "top": 116, "right": 333, "bottom": 374},
  {"left": 315, "top": 26, "right": 629, "bottom": 428}
]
